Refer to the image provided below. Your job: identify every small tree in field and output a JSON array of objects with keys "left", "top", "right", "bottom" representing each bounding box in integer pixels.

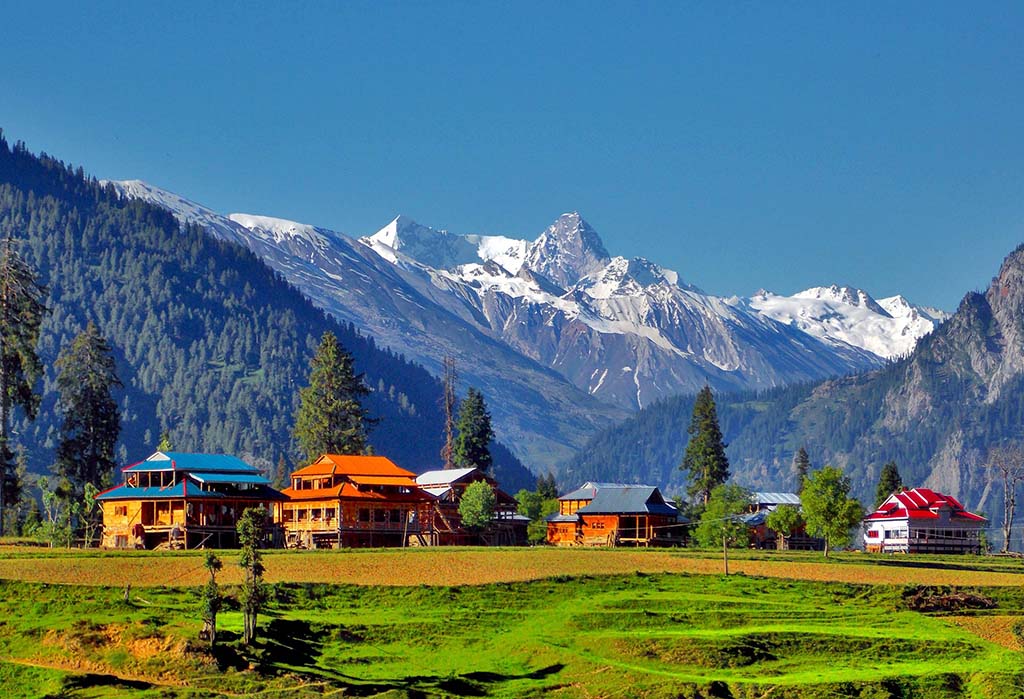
[
  {"left": 765, "top": 504, "right": 804, "bottom": 550},
  {"left": 801, "top": 466, "right": 863, "bottom": 557},
  {"left": 459, "top": 480, "right": 496, "bottom": 531},
  {"left": 200, "top": 552, "right": 222, "bottom": 645},
  {"left": 693, "top": 483, "right": 750, "bottom": 575},
  {"left": 237, "top": 507, "right": 267, "bottom": 645}
]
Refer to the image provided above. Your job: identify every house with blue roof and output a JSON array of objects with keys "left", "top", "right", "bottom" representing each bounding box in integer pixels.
[
  {"left": 96, "top": 452, "right": 285, "bottom": 549},
  {"left": 546, "top": 481, "right": 687, "bottom": 547}
]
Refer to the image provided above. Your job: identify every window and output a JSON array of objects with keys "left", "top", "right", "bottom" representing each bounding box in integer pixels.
[
  {"left": 390, "top": 509, "right": 401, "bottom": 522},
  {"left": 359, "top": 509, "right": 370, "bottom": 522},
  {"left": 374, "top": 509, "right": 386, "bottom": 522},
  {"left": 866, "top": 530, "right": 879, "bottom": 539},
  {"left": 114, "top": 506, "right": 128, "bottom": 517}
]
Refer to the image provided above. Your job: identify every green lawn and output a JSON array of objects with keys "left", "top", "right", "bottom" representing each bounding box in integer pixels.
[{"left": 0, "top": 570, "right": 1022, "bottom": 698}]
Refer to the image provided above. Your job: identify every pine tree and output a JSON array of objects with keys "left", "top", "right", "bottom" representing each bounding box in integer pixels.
[
  {"left": 453, "top": 387, "right": 494, "bottom": 474},
  {"left": 293, "top": 331, "right": 373, "bottom": 463},
  {"left": 680, "top": 386, "right": 730, "bottom": 507},
  {"left": 793, "top": 446, "right": 811, "bottom": 494},
  {"left": 0, "top": 235, "right": 46, "bottom": 535},
  {"left": 874, "top": 461, "right": 903, "bottom": 508},
  {"left": 53, "top": 322, "right": 122, "bottom": 504}
]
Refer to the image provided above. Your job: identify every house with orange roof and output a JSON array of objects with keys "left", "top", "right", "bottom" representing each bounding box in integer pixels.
[{"left": 279, "top": 454, "right": 435, "bottom": 548}]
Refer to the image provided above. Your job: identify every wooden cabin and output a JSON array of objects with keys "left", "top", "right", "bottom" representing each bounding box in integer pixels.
[
  {"left": 863, "top": 488, "right": 986, "bottom": 554},
  {"left": 96, "top": 451, "right": 284, "bottom": 549},
  {"left": 279, "top": 454, "right": 435, "bottom": 548},
  {"left": 742, "top": 492, "right": 823, "bottom": 551},
  {"left": 415, "top": 467, "right": 527, "bottom": 545},
  {"left": 546, "top": 482, "right": 686, "bottom": 547}
]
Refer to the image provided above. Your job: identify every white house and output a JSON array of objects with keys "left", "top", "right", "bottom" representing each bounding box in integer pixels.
[{"left": 863, "top": 488, "right": 986, "bottom": 554}]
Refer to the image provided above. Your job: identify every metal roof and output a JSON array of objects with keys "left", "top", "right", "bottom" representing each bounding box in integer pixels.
[
  {"left": 96, "top": 481, "right": 286, "bottom": 501},
  {"left": 415, "top": 468, "right": 477, "bottom": 486},
  {"left": 189, "top": 472, "right": 270, "bottom": 485},
  {"left": 576, "top": 486, "right": 680, "bottom": 517},
  {"left": 751, "top": 492, "right": 802, "bottom": 507},
  {"left": 124, "top": 452, "right": 262, "bottom": 474},
  {"left": 559, "top": 481, "right": 649, "bottom": 501}
]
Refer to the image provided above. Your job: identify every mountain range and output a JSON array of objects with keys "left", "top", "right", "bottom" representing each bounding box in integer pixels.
[{"left": 110, "top": 180, "right": 948, "bottom": 471}]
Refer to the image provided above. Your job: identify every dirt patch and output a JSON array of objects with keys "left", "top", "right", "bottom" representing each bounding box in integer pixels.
[{"left": 947, "top": 615, "right": 1024, "bottom": 651}]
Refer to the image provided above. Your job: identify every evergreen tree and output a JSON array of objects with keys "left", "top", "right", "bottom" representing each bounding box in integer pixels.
[
  {"left": 792, "top": 446, "right": 811, "bottom": 494},
  {"left": 156, "top": 431, "right": 173, "bottom": 451},
  {"left": 440, "top": 355, "right": 457, "bottom": 469},
  {"left": 53, "top": 322, "right": 122, "bottom": 504},
  {"left": 453, "top": 387, "right": 494, "bottom": 474},
  {"left": 0, "top": 234, "right": 46, "bottom": 534},
  {"left": 536, "top": 471, "right": 559, "bottom": 500},
  {"left": 293, "top": 331, "right": 372, "bottom": 463},
  {"left": 874, "top": 461, "right": 903, "bottom": 508},
  {"left": 680, "top": 386, "right": 730, "bottom": 506}
]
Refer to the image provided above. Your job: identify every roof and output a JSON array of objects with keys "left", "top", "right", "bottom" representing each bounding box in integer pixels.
[
  {"left": 864, "top": 488, "right": 987, "bottom": 523},
  {"left": 291, "top": 454, "right": 416, "bottom": 479},
  {"left": 576, "top": 486, "right": 681, "bottom": 517},
  {"left": 123, "top": 452, "right": 261, "bottom": 474},
  {"left": 96, "top": 481, "right": 285, "bottom": 501},
  {"left": 558, "top": 481, "right": 641, "bottom": 502},
  {"left": 281, "top": 482, "right": 432, "bottom": 503},
  {"left": 190, "top": 471, "right": 270, "bottom": 485},
  {"left": 751, "top": 492, "right": 801, "bottom": 507},
  {"left": 415, "top": 468, "right": 478, "bottom": 487}
]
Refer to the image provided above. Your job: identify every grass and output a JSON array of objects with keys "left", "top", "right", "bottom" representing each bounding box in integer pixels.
[{"left": 0, "top": 549, "right": 1023, "bottom": 697}]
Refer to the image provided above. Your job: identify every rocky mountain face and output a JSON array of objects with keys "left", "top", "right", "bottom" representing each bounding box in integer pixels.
[
  {"left": 566, "top": 243, "right": 1024, "bottom": 514},
  {"left": 109, "top": 181, "right": 946, "bottom": 472}
]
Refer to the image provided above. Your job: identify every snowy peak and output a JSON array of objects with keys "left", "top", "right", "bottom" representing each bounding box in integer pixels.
[
  {"left": 750, "top": 286, "right": 949, "bottom": 359},
  {"left": 524, "top": 212, "right": 611, "bottom": 288},
  {"left": 228, "top": 213, "right": 338, "bottom": 249},
  {"left": 794, "top": 285, "right": 889, "bottom": 316},
  {"left": 363, "top": 216, "right": 480, "bottom": 270},
  {"left": 576, "top": 256, "right": 681, "bottom": 298}
]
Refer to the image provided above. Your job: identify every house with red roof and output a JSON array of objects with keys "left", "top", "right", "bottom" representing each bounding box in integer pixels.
[
  {"left": 279, "top": 454, "right": 435, "bottom": 548},
  {"left": 863, "top": 488, "right": 987, "bottom": 554}
]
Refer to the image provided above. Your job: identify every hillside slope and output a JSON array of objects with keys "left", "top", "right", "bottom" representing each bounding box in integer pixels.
[
  {"left": 0, "top": 134, "right": 534, "bottom": 491},
  {"left": 564, "top": 241, "right": 1024, "bottom": 511}
]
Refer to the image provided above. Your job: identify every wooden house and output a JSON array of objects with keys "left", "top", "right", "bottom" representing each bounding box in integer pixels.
[
  {"left": 279, "top": 454, "right": 435, "bottom": 548},
  {"left": 863, "top": 488, "right": 986, "bottom": 554},
  {"left": 415, "top": 467, "right": 527, "bottom": 545},
  {"left": 742, "top": 492, "right": 823, "bottom": 550},
  {"left": 546, "top": 482, "right": 685, "bottom": 547},
  {"left": 96, "top": 452, "right": 284, "bottom": 549}
]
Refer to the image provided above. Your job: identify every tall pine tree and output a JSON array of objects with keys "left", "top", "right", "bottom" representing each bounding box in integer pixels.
[
  {"left": 53, "top": 322, "right": 122, "bottom": 503},
  {"left": 680, "top": 386, "right": 730, "bottom": 507},
  {"left": 792, "top": 446, "right": 811, "bottom": 494},
  {"left": 293, "top": 331, "right": 372, "bottom": 463},
  {"left": 453, "top": 387, "right": 494, "bottom": 474},
  {"left": 874, "top": 461, "right": 903, "bottom": 508},
  {"left": 0, "top": 235, "right": 46, "bottom": 534}
]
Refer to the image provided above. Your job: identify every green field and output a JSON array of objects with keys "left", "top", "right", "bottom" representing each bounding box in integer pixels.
[{"left": 1, "top": 549, "right": 1023, "bottom": 698}]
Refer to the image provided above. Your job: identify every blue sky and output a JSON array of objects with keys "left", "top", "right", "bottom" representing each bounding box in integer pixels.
[{"left": 2, "top": 2, "right": 1021, "bottom": 309}]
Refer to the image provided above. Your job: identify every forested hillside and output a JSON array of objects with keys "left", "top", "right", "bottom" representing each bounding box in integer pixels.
[
  {"left": 564, "top": 243, "right": 1024, "bottom": 512},
  {"left": 0, "top": 133, "right": 533, "bottom": 491}
]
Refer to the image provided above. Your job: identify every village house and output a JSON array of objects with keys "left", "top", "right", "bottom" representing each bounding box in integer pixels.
[
  {"left": 743, "top": 491, "right": 823, "bottom": 550},
  {"left": 279, "top": 454, "right": 435, "bottom": 548},
  {"left": 415, "top": 467, "right": 527, "bottom": 545},
  {"left": 546, "top": 481, "right": 686, "bottom": 547},
  {"left": 863, "top": 488, "right": 987, "bottom": 554},
  {"left": 96, "top": 451, "right": 284, "bottom": 549}
]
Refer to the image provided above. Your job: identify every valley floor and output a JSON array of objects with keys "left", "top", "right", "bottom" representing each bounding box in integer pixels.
[{"left": 0, "top": 548, "right": 1022, "bottom": 698}]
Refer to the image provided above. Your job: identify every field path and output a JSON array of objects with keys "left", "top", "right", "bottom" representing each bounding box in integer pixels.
[{"left": 1, "top": 548, "right": 1023, "bottom": 587}]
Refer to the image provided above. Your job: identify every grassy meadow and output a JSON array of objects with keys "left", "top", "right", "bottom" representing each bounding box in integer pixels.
[{"left": 0, "top": 547, "right": 1022, "bottom": 697}]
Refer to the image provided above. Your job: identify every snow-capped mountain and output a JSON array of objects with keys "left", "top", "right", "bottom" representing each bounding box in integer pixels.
[
  {"left": 748, "top": 285, "right": 950, "bottom": 359},
  {"left": 105, "top": 179, "right": 947, "bottom": 469}
]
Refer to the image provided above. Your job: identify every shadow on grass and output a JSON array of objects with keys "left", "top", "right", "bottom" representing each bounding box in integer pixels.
[{"left": 50, "top": 672, "right": 154, "bottom": 695}]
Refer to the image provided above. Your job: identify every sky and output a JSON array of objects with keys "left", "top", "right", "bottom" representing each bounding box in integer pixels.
[{"left": 1, "top": 2, "right": 1022, "bottom": 310}]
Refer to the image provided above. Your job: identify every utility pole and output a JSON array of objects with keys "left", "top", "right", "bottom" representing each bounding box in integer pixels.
[{"left": 441, "top": 356, "right": 457, "bottom": 469}]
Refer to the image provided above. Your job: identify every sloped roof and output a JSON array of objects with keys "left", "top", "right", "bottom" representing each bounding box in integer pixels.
[
  {"left": 558, "top": 482, "right": 630, "bottom": 501},
  {"left": 123, "top": 452, "right": 260, "bottom": 474},
  {"left": 281, "top": 482, "right": 432, "bottom": 503},
  {"left": 751, "top": 492, "right": 801, "bottom": 507},
  {"left": 577, "top": 486, "right": 680, "bottom": 517},
  {"left": 96, "top": 481, "right": 285, "bottom": 501},
  {"left": 190, "top": 472, "right": 270, "bottom": 485},
  {"left": 416, "top": 468, "right": 478, "bottom": 487},
  {"left": 864, "top": 488, "right": 986, "bottom": 523},
  {"left": 291, "top": 454, "right": 416, "bottom": 479}
]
